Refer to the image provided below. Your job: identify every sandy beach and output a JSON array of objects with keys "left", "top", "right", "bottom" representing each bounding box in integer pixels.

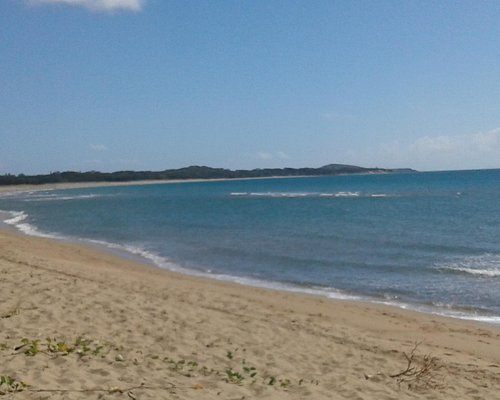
[
  {"left": 0, "top": 228, "right": 498, "bottom": 399},
  {"left": 0, "top": 176, "right": 312, "bottom": 195},
  {"left": 0, "top": 179, "right": 220, "bottom": 194}
]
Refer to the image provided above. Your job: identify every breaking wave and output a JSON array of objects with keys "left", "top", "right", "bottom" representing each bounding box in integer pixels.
[
  {"left": 1, "top": 210, "right": 62, "bottom": 239},
  {"left": 23, "top": 194, "right": 102, "bottom": 202},
  {"left": 438, "top": 254, "right": 500, "bottom": 278},
  {"left": 230, "top": 191, "right": 389, "bottom": 198}
]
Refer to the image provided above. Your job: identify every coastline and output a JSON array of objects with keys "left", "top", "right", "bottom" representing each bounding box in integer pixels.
[
  {"left": 1, "top": 178, "right": 500, "bottom": 326},
  {"left": 0, "top": 176, "right": 500, "bottom": 327},
  {"left": 0, "top": 176, "right": 313, "bottom": 194},
  {"left": 0, "top": 169, "right": 416, "bottom": 195},
  {"left": 1, "top": 228, "right": 499, "bottom": 399},
  {"left": 2, "top": 207, "right": 499, "bottom": 326},
  {"left": 0, "top": 179, "right": 234, "bottom": 194}
]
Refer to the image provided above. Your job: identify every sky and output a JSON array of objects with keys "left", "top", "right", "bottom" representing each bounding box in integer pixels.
[{"left": 2, "top": 0, "right": 500, "bottom": 174}]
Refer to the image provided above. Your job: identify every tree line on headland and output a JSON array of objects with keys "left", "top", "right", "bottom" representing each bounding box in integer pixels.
[{"left": 0, "top": 164, "right": 416, "bottom": 186}]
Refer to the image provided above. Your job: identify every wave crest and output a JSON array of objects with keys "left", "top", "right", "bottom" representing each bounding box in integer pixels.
[
  {"left": 438, "top": 254, "right": 500, "bottom": 277},
  {"left": 23, "top": 194, "right": 102, "bottom": 202},
  {"left": 230, "top": 191, "right": 388, "bottom": 199},
  {"left": 1, "top": 210, "right": 61, "bottom": 239}
]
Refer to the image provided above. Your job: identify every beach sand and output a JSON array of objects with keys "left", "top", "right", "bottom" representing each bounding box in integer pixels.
[
  {"left": 0, "top": 180, "right": 208, "bottom": 194},
  {"left": 0, "top": 176, "right": 307, "bottom": 194},
  {"left": 0, "top": 229, "right": 499, "bottom": 399}
]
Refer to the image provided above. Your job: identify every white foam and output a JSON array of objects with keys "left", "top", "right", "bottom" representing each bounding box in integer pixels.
[
  {"left": 3, "top": 210, "right": 28, "bottom": 225},
  {"left": 231, "top": 191, "right": 365, "bottom": 198},
  {"left": 442, "top": 266, "right": 500, "bottom": 277},
  {"left": 1, "top": 210, "right": 62, "bottom": 239},
  {"left": 85, "top": 238, "right": 364, "bottom": 301},
  {"left": 23, "top": 194, "right": 101, "bottom": 202},
  {"left": 334, "top": 191, "right": 360, "bottom": 197},
  {"left": 374, "top": 299, "right": 500, "bottom": 325},
  {"left": 86, "top": 239, "right": 183, "bottom": 272},
  {"left": 2, "top": 209, "right": 498, "bottom": 325},
  {"left": 438, "top": 254, "right": 500, "bottom": 278}
]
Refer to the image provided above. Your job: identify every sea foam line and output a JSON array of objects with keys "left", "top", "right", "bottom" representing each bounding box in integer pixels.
[
  {"left": 1, "top": 210, "right": 62, "bottom": 239},
  {"left": 76, "top": 238, "right": 500, "bottom": 324},
  {"left": 23, "top": 194, "right": 103, "bottom": 202},
  {"left": 1, "top": 209, "right": 499, "bottom": 325},
  {"left": 374, "top": 299, "right": 500, "bottom": 325},
  {"left": 229, "top": 191, "right": 389, "bottom": 198},
  {"left": 440, "top": 266, "right": 500, "bottom": 277},
  {"left": 84, "top": 238, "right": 363, "bottom": 299},
  {"left": 437, "top": 254, "right": 500, "bottom": 278}
]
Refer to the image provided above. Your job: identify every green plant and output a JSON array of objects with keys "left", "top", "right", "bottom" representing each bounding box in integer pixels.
[
  {"left": 163, "top": 358, "right": 201, "bottom": 377},
  {"left": 16, "top": 337, "right": 105, "bottom": 358},
  {"left": 0, "top": 375, "right": 26, "bottom": 394},
  {"left": 18, "top": 338, "right": 41, "bottom": 356},
  {"left": 279, "top": 378, "right": 291, "bottom": 388},
  {"left": 242, "top": 366, "right": 257, "bottom": 378},
  {"left": 224, "top": 368, "right": 244, "bottom": 384},
  {"left": 46, "top": 338, "right": 72, "bottom": 354}
]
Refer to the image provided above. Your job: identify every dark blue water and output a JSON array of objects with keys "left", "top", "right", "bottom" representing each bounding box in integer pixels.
[{"left": 1, "top": 170, "right": 500, "bottom": 323}]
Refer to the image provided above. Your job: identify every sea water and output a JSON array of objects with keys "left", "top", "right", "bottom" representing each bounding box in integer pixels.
[{"left": 1, "top": 170, "right": 499, "bottom": 324}]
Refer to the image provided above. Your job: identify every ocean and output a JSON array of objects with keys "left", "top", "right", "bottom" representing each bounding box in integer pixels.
[{"left": 1, "top": 169, "right": 499, "bottom": 324}]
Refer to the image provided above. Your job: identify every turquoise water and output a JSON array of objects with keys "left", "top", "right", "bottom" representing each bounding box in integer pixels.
[{"left": 1, "top": 170, "right": 500, "bottom": 323}]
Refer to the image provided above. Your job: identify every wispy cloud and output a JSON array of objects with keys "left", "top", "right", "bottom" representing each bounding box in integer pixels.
[
  {"left": 28, "top": 0, "right": 145, "bottom": 13},
  {"left": 410, "top": 129, "right": 500, "bottom": 154},
  {"left": 90, "top": 143, "right": 107, "bottom": 152},
  {"left": 257, "top": 152, "right": 273, "bottom": 160},
  {"left": 361, "top": 128, "right": 500, "bottom": 171},
  {"left": 276, "top": 151, "right": 290, "bottom": 160}
]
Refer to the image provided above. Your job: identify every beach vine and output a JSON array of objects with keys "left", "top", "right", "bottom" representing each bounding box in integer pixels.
[
  {"left": 14, "top": 337, "right": 105, "bottom": 358},
  {"left": 0, "top": 375, "right": 26, "bottom": 395},
  {"left": 2, "top": 336, "right": 313, "bottom": 396}
]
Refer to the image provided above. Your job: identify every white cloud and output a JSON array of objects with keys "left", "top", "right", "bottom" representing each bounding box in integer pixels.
[
  {"left": 411, "top": 135, "right": 460, "bottom": 153},
  {"left": 28, "top": 0, "right": 145, "bottom": 12},
  {"left": 365, "top": 128, "right": 500, "bottom": 171},
  {"left": 90, "top": 143, "right": 107, "bottom": 152},
  {"left": 256, "top": 151, "right": 290, "bottom": 161},
  {"left": 257, "top": 152, "right": 273, "bottom": 160},
  {"left": 277, "top": 151, "right": 290, "bottom": 160},
  {"left": 410, "top": 128, "right": 500, "bottom": 154}
]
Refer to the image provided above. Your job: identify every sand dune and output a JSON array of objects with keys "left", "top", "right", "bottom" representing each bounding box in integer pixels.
[{"left": 0, "top": 229, "right": 499, "bottom": 399}]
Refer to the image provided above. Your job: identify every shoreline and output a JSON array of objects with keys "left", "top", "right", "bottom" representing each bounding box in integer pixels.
[
  {"left": 2, "top": 207, "right": 499, "bottom": 326},
  {"left": 0, "top": 169, "right": 419, "bottom": 195},
  {"left": 1, "top": 228, "right": 499, "bottom": 398},
  {"left": 0, "top": 176, "right": 315, "bottom": 194},
  {"left": 1, "top": 206, "right": 499, "bottom": 327}
]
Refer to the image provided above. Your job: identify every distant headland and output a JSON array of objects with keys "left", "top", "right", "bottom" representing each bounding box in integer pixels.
[{"left": 0, "top": 164, "right": 417, "bottom": 186}]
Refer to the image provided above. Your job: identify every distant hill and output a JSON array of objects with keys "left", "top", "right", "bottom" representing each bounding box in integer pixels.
[{"left": 0, "top": 164, "right": 417, "bottom": 186}]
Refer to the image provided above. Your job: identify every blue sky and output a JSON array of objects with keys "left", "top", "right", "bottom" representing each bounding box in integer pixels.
[{"left": 2, "top": 0, "right": 500, "bottom": 174}]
